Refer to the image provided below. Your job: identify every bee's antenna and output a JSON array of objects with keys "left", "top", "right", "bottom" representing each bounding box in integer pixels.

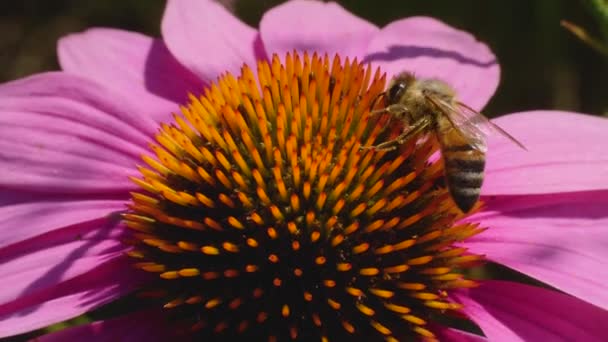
[{"left": 369, "top": 92, "right": 387, "bottom": 115}]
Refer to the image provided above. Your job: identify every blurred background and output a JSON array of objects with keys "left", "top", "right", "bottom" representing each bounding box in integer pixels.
[{"left": 1, "top": 0, "right": 607, "bottom": 117}]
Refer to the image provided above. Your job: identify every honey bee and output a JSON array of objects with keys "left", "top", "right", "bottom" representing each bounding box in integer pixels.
[{"left": 365, "top": 72, "right": 526, "bottom": 213}]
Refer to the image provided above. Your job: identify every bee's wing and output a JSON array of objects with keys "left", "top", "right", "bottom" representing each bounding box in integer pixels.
[
  {"left": 424, "top": 95, "right": 487, "bottom": 152},
  {"left": 456, "top": 101, "right": 527, "bottom": 150},
  {"left": 425, "top": 95, "right": 527, "bottom": 151}
]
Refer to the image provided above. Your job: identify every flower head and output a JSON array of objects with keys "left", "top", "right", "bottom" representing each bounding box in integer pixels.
[
  {"left": 1, "top": 1, "right": 607, "bottom": 341},
  {"left": 123, "top": 52, "right": 486, "bottom": 340}
]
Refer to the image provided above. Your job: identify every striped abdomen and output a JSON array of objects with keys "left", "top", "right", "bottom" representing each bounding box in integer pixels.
[{"left": 442, "top": 145, "right": 485, "bottom": 213}]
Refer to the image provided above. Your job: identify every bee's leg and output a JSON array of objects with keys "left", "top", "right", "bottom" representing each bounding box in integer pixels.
[
  {"left": 369, "top": 103, "right": 411, "bottom": 137},
  {"left": 369, "top": 108, "right": 386, "bottom": 116},
  {"left": 360, "top": 138, "right": 400, "bottom": 151},
  {"left": 361, "top": 117, "right": 431, "bottom": 151},
  {"left": 395, "top": 116, "right": 431, "bottom": 144},
  {"left": 369, "top": 104, "right": 409, "bottom": 116}
]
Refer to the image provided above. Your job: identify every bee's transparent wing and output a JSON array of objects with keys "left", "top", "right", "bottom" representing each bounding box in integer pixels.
[
  {"left": 425, "top": 95, "right": 527, "bottom": 151},
  {"left": 455, "top": 101, "right": 527, "bottom": 150},
  {"left": 424, "top": 95, "right": 487, "bottom": 152}
]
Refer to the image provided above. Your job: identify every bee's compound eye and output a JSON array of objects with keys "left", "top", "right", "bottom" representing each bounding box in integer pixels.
[{"left": 388, "top": 82, "right": 407, "bottom": 104}]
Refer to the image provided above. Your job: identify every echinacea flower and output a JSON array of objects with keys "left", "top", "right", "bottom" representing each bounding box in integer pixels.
[{"left": 1, "top": 0, "right": 607, "bottom": 341}]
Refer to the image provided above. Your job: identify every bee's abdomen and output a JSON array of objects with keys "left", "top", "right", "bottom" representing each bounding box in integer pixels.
[{"left": 443, "top": 147, "right": 485, "bottom": 213}]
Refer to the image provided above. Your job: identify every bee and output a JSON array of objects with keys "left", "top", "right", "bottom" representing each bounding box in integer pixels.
[{"left": 365, "top": 72, "right": 526, "bottom": 213}]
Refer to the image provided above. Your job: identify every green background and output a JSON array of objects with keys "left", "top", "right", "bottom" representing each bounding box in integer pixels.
[{"left": 1, "top": 0, "right": 607, "bottom": 118}]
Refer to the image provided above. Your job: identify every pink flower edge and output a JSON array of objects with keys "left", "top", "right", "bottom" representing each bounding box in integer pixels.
[
  {"left": 454, "top": 280, "right": 608, "bottom": 341},
  {"left": 62, "top": 0, "right": 500, "bottom": 111}
]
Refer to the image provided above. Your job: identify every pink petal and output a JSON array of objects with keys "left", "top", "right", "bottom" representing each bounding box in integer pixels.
[
  {"left": 0, "top": 257, "right": 142, "bottom": 338},
  {"left": 484, "top": 111, "right": 608, "bottom": 195},
  {"left": 58, "top": 28, "right": 204, "bottom": 123},
  {"left": 454, "top": 280, "right": 607, "bottom": 342},
  {"left": 0, "top": 189, "right": 43, "bottom": 207},
  {"left": 161, "top": 0, "right": 264, "bottom": 83},
  {"left": 0, "top": 199, "right": 126, "bottom": 249},
  {"left": 434, "top": 326, "right": 486, "bottom": 341},
  {"left": 0, "top": 72, "right": 151, "bottom": 194},
  {"left": 37, "top": 310, "right": 180, "bottom": 342},
  {"left": 466, "top": 190, "right": 608, "bottom": 310},
  {"left": 0, "top": 219, "right": 128, "bottom": 306},
  {"left": 260, "top": 0, "right": 379, "bottom": 59},
  {"left": 364, "top": 17, "right": 499, "bottom": 110}
]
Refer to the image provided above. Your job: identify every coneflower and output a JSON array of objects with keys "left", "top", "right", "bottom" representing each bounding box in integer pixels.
[
  {"left": 125, "top": 52, "right": 482, "bottom": 340},
  {"left": 1, "top": 1, "right": 606, "bottom": 341}
]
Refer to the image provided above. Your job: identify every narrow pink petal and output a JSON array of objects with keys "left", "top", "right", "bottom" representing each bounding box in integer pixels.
[
  {"left": 454, "top": 280, "right": 607, "bottom": 342},
  {"left": 434, "top": 326, "right": 487, "bottom": 341},
  {"left": 0, "top": 199, "right": 126, "bottom": 249},
  {"left": 364, "top": 17, "right": 499, "bottom": 110},
  {"left": 161, "top": 0, "right": 264, "bottom": 83},
  {"left": 0, "top": 257, "right": 143, "bottom": 338},
  {"left": 484, "top": 111, "right": 608, "bottom": 195},
  {"left": 0, "top": 219, "right": 128, "bottom": 306},
  {"left": 260, "top": 0, "right": 379, "bottom": 59},
  {"left": 466, "top": 190, "right": 608, "bottom": 310},
  {"left": 58, "top": 28, "right": 204, "bottom": 123},
  {"left": 0, "top": 189, "right": 42, "bottom": 207},
  {"left": 37, "top": 310, "right": 180, "bottom": 342},
  {"left": 0, "top": 72, "right": 151, "bottom": 193}
]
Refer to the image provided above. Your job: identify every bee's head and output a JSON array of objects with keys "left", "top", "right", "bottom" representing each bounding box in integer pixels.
[{"left": 387, "top": 72, "right": 416, "bottom": 105}]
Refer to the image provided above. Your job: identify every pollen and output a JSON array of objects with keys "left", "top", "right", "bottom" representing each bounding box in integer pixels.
[{"left": 125, "top": 51, "right": 483, "bottom": 341}]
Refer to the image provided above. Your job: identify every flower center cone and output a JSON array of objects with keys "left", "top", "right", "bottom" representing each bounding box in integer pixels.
[{"left": 125, "top": 51, "right": 485, "bottom": 341}]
